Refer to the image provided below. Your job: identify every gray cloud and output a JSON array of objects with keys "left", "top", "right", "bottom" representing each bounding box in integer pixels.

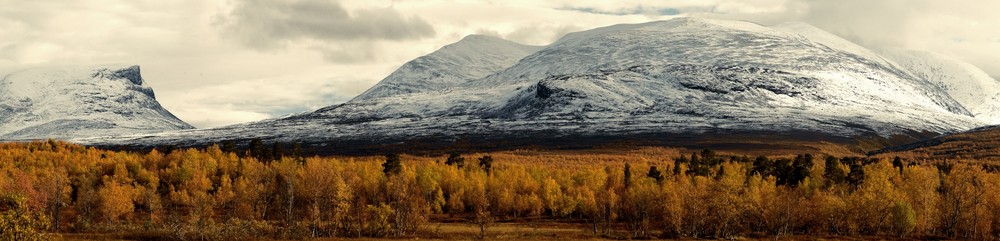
[
  {"left": 214, "top": 0, "right": 436, "bottom": 61},
  {"left": 475, "top": 25, "right": 582, "bottom": 46},
  {"left": 509, "top": 25, "right": 582, "bottom": 44},
  {"left": 311, "top": 41, "right": 379, "bottom": 63},
  {"left": 793, "top": 0, "right": 923, "bottom": 47}
]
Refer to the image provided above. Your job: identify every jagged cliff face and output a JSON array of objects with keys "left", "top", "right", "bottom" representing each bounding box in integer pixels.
[
  {"left": 0, "top": 64, "right": 193, "bottom": 140},
  {"left": 78, "top": 18, "right": 995, "bottom": 151}
]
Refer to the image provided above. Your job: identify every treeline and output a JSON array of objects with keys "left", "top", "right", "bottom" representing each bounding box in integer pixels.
[{"left": 2, "top": 141, "right": 1000, "bottom": 240}]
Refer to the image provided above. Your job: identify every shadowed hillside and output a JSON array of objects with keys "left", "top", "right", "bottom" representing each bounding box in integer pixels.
[{"left": 876, "top": 126, "right": 1000, "bottom": 160}]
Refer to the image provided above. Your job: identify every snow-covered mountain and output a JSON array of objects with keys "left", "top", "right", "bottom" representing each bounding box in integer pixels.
[
  {"left": 78, "top": 18, "right": 995, "bottom": 152},
  {"left": 306, "top": 18, "right": 979, "bottom": 134},
  {"left": 876, "top": 48, "right": 1000, "bottom": 124},
  {"left": 0, "top": 65, "right": 193, "bottom": 140}
]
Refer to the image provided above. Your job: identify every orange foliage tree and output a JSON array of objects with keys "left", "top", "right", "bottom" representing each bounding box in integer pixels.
[{"left": 3, "top": 141, "right": 1000, "bottom": 239}]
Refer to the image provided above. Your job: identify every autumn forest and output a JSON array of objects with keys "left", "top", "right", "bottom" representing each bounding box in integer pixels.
[{"left": 2, "top": 140, "right": 1000, "bottom": 240}]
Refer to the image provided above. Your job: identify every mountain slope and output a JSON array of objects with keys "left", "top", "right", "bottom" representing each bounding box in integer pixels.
[
  {"left": 0, "top": 65, "right": 194, "bottom": 140},
  {"left": 772, "top": 22, "right": 899, "bottom": 69},
  {"left": 877, "top": 48, "right": 1000, "bottom": 124},
  {"left": 875, "top": 125, "right": 1000, "bottom": 160},
  {"left": 349, "top": 35, "right": 541, "bottom": 102},
  {"left": 80, "top": 18, "right": 989, "bottom": 153}
]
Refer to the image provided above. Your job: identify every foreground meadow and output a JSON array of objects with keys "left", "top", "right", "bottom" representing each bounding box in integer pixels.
[{"left": 1, "top": 141, "right": 999, "bottom": 240}]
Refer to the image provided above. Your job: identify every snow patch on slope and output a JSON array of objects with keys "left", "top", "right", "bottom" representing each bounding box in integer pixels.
[
  {"left": 877, "top": 48, "right": 1000, "bottom": 124},
  {"left": 774, "top": 22, "right": 899, "bottom": 69}
]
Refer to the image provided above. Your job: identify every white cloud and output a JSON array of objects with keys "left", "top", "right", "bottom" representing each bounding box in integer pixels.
[
  {"left": 169, "top": 108, "right": 272, "bottom": 129},
  {"left": 212, "top": 0, "right": 436, "bottom": 63},
  {"left": 151, "top": 63, "right": 382, "bottom": 128}
]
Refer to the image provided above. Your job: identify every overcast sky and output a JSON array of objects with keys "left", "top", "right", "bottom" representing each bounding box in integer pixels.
[{"left": 2, "top": 0, "right": 998, "bottom": 128}]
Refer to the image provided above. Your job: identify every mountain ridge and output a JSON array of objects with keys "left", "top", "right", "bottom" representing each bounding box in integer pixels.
[{"left": 347, "top": 35, "right": 542, "bottom": 102}]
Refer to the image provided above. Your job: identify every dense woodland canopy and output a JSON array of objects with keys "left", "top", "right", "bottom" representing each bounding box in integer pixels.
[{"left": 2, "top": 140, "right": 1000, "bottom": 240}]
